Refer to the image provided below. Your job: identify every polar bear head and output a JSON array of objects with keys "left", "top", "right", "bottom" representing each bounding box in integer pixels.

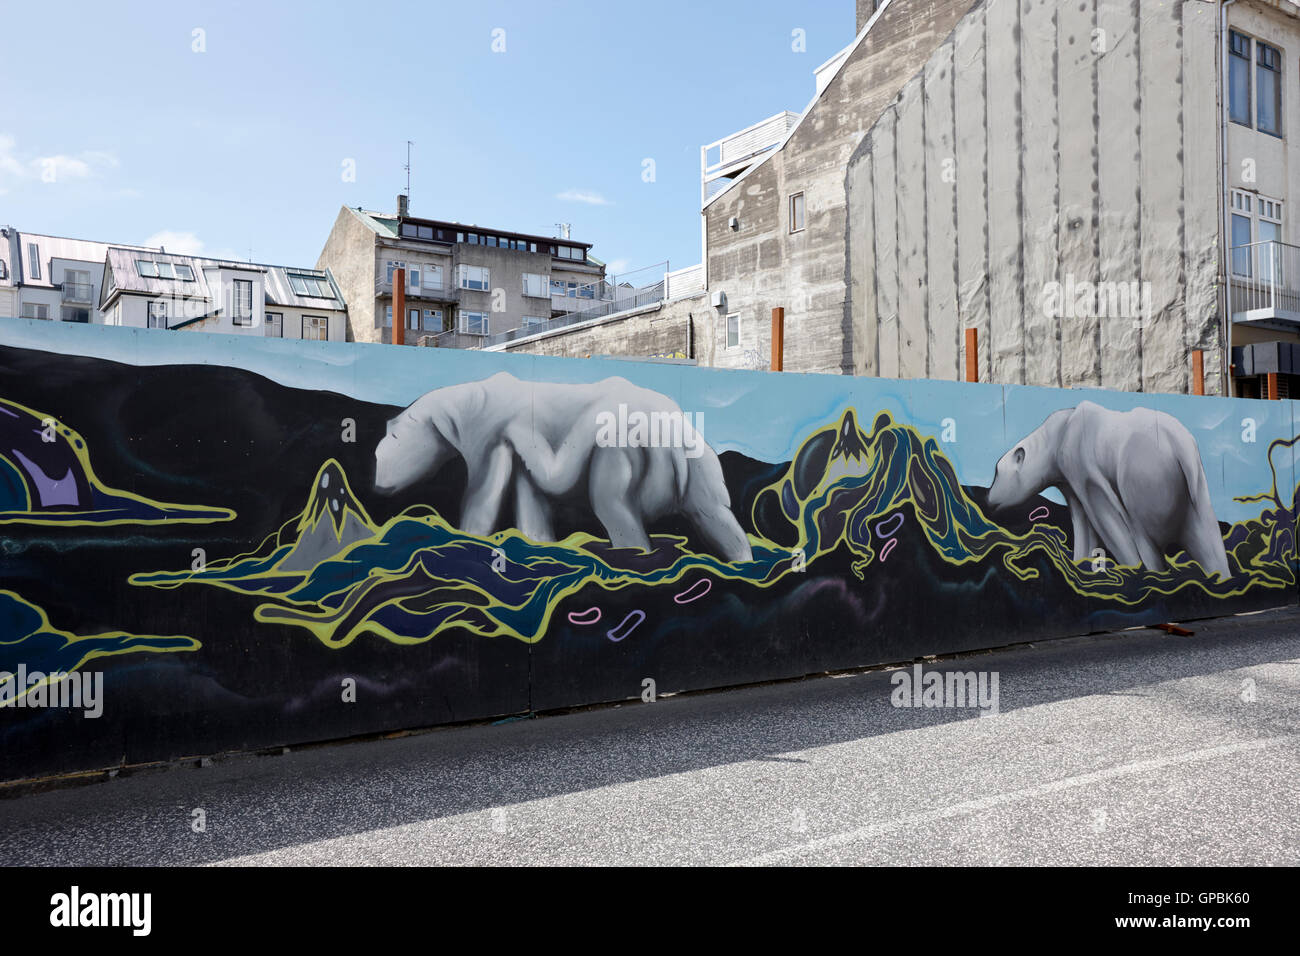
[
  {"left": 986, "top": 409, "right": 1070, "bottom": 513},
  {"left": 374, "top": 405, "right": 458, "bottom": 495}
]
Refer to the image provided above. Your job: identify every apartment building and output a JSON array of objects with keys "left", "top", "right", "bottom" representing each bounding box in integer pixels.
[
  {"left": 0, "top": 227, "right": 160, "bottom": 324},
  {"left": 99, "top": 249, "right": 347, "bottom": 340},
  {"left": 509, "top": 0, "right": 1300, "bottom": 399},
  {"left": 0, "top": 225, "right": 347, "bottom": 341},
  {"left": 316, "top": 197, "right": 608, "bottom": 346}
]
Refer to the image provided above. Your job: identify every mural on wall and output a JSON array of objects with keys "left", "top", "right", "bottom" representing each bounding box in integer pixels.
[{"left": 0, "top": 319, "right": 1297, "bottom": 779}]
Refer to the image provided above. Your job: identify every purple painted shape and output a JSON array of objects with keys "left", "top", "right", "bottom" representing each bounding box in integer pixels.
[
  {"left": 875, "top": 513, "right": 904, "bottom": 539},
  {"left": 1028, "top": 506, "right": 1050, "bottom": 522},
  {"left": 880, "top": 538, "right": 898, "bottom": 562},
  {"left": 674, "top": 578, "right": 712, "bottom": 604},
  {"left": 568, "top": 607, "right": 601, "bottom": 626},
  {"left": 606, "top": 610, "right": 645, "bottom": 642},
  {"left": 11, "top": 449, "right": 79, "bottom": 507}
]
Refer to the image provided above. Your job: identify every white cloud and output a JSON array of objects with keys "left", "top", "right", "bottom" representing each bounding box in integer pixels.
[
  {"left": 145, "top": 230, "right": 207, "bottom": 255},
  {"left": 0, "top": 134, "right": 118, "bottom": 186},
  {"left": 557, "top": 189, "right": 612, "bottom": 206}
]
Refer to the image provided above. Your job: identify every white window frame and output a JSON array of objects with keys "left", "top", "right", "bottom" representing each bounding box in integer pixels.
[
  {"left": 303, "top": 315, "right": 328, "bottom": 341},
  {"left": 725, "top": 312, "right": 740, "bottom": 350},
  {"left": 1231, "top": 189, "right": 1284, "bottom": 279},
  {"left": 522, "top": 272, "right": 547, "bottom": 297},
  {"left": 265, "top": 311, "right": 283, "bottom": 337},
  {"left": 422, "top": 266, "right": 444, "bottom": 292},
  {"left": 136, "top": 260, "right": 159, "bottom": 278},
  {"left": 27, "top": 244, "right": 40, "bottom": 280},
  {"left": 458, "top": 264, "right": 490, "bottom": 291},
  {"left": 460, "top": 310, "right": 488, "bottom": 335},
  {"left": 789, "top": 191, "right": 806, "bottom": 233},
  {"left": 422, "top": 308, "right": 443, "bottom": 331},
  {"left": 21, "top": 302, "right": 50, "bottom": 320},
  {"left": 147, "top": 300, "right": 168, "bottom": 328}
]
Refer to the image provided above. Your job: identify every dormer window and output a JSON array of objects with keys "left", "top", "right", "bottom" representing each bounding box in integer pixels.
[{"left": 136, "top": 260, "right": 159, "bottom": 278}]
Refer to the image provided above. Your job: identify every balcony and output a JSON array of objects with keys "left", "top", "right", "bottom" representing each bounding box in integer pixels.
[
  {"left": 376, "top": 270, "right": 458, "bottom": 302},
  {"left": 1230, "top": 241, "right": 1300, "bottom": 326},
  {"left": 702, "top": 111, "right": 799, "bottom": 202},
  {"left": 61, "top": 281, "right": 94, "bottom": 304}
]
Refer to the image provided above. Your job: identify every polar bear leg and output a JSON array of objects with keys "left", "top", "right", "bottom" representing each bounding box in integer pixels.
[
  {"left": 590, "top": 449, "right": 653, "bottom": 552},
  {"left": 1181, "top": 506, "right": 1231, "bottom": 578},
  {"left": 461, "top": 442, "right": 514, "bottom": 536},
  {"left": 1064, "top": 489, "right": 1099, "bottom": 562},
  {"left": 686, "top": 501, "right": 753, "bottom": 563},
  {"left": 1078, "top": 483, "right": 1149, "bottom": 570},
  {"left": 514, "top": 472, "right": 555, "bottom": 542}
]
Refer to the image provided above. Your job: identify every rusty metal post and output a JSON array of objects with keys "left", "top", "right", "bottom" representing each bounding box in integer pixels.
[
  {"left": 1267, "top": 372, "right": 1279, "bottom": 400},
  {"left": 1192, "top": 350, "right": 1205, "bottom": 395},
  {"left": 393, "top": 267, "right": 405, "bottom": 346},
  {"left": 771, "top": 307, "right": 784, "bottom": 371},
  {"left": 964, "top": 328, "right": 978, "bottom": 382}
]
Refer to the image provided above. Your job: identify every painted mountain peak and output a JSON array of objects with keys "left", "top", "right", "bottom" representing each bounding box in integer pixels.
[{"left": 0, "top": 396, "right": 235, "bottom": 526}]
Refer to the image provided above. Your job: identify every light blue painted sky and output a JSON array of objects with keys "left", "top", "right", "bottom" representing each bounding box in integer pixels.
[
  {"left": 5, "top": 319, "right": 1294, "bottom": 527},
  {"left": 0, "top": 0, "right": 853, "bottom": 277}
]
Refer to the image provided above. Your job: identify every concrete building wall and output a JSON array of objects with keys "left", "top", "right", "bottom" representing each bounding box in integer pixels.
[
  {"left": 702, "top": 0, "right": 981, "bottom": 377},
  {"left": 317, "top": 207, "right": 379, "bottom": 343},
  {"left": 846, "top": 0, "right": 1225, "bottom": 394},
  {"left": 498, "top": 296, "right": 704, "bottom": 360}
]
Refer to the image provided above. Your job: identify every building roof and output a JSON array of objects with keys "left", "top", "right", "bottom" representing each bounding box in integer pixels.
[
  {"left": 343, "top": 205, "right": 593, "bottom": 250},
  {"left": 101, "top": 248, "right": 342, "bottom": 311},
  {"left": 702, "top": 0, "right": 894, "bottom": 211},
  {"left": 10, "top": 231, "right": 161, "bottom": 288}
]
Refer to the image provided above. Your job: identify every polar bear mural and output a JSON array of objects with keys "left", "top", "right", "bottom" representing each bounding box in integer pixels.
[
  {"left": 374, "top": 371, "right": 753, "bottom": 562},
  {"left": 986, "top": 401, "right": 1231, "bottom": 577}
]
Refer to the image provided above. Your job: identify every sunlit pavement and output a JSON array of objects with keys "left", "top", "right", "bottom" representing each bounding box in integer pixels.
[{"left": 3, "top": 607, "right": 1299, "bottom": 866}]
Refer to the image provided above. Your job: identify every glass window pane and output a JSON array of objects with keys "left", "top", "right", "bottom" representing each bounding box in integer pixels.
[
  {"left": 1258, "top": 60, "right": 1281, "bottom": 135},
  {"left": 1232, "top": 214, "right": 1253, "bottom": 276},
  {"left": 1230, "top": 47, "right": 1251, "bottom": 125}
]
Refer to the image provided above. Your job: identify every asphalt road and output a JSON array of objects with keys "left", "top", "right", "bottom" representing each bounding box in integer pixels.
[{"left": 3, "top": 608, "right": 1299, "bottom": 866}]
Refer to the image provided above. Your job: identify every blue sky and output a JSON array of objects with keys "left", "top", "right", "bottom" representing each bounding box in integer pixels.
[{"left": 0, "top": 0, "right": 853, "bottom": 277}]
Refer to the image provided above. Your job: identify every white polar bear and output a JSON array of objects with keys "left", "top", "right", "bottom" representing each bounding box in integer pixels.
[
  {"left": 986, "top": 401, "right": 1231, "bottom": 577},
  {"left": 373, "top": 371, "right": 753, "bottom": 562}
]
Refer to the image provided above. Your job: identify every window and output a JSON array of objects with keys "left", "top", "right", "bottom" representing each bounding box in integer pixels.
[
  {"left": 303, "top": 315, "right": 328, "bottom": 341},
  {"left": 136, "top": 260, "right": 159, "bottom": 278},
  {"left": 1230, "top": 31, "right": 1251, "bottom": 126},
  {"left": 63, "top": 269, "right": 91, "bottom": 301},
  {"left": 726, "top": 312, "right": 740, "bottom": 349},
  {"left": 422, "top": 266, "right": 444, "bottom": 292},
  {"left": 385, "top": 261, "right": 406, "bottom": 285},
  {"left": 0, "top": 259, "right": 7, "bottom": 279},
  {"left": 27, "top": 244, "right": 40, "bottom": 280},
  {"left": 21, "top": 303, "right": 50, "bottom": 320},
  {"left": 148, "top": 300, "right": 168, "bottom": 328},
  {"left": 550, "top": 278, "right": 566, "bottom": 297},
  {"left": 406, "top": 308, "right": 421, "bottom": 330},
  {"left": 422, "top": 309, "right": 444, "bottom": 331},
  {"left": 577, "top": 283, "right": 595, "bottom": 299},
  {"left": 1257, "top": 40, "right": 1282, "bottom": 136},
  {"left": 522, "top": 315, "right": 546, "bottom": 327},
  {"left": 1231, "top": 189, "right": 1284, "bottom": 278},
  {"left": 1229, "top": 31, "right": 1284, "bottom": 136},
  {"left": 555, "top": 245, "right": 584, "bottom": 261},
  {"left": 265, "top": 312, "right": 283, "bottom": 337},
  {"left": 289, "top": 273, "right": 333, "bottom": 297},
  {"left": 175, "top": 264, "right": 195, "bottom": 281},
  {"left": 522, "top": 273, "right": 547, "bottom": 297},
  {"left": 408, "top": 267, "right": 421, "bottom": 290},
  {"left": 232, "top": 279, "right": 253, "bottom": 325},
  {"left": 790, "top": 191, "right": 806, "bottom": 233},
  {"left": 567, "top": 281, "right": 578, "bottom": 297},
  {"left": 460, "top": 310, "right": 488, "bottom": 334},
  {"left": 458, "top": 264, "right": 490, "bottom": 291},
  {"left": 61, "top": 307, "right": 90, "bottom": 323},
  {"left": 383, "top": 306, "right": 393, "bottom": 327}
]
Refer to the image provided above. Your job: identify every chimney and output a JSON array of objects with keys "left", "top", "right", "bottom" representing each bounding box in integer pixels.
[{"left": 397, "top": 193, "right": 410, "bottom": 218}]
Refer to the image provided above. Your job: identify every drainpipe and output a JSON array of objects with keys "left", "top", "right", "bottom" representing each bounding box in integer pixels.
[{"left": 1220, "top": 0, "right": 1238, "bottom": 397}]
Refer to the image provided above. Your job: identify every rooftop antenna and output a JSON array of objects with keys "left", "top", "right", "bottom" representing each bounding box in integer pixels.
[
  {"left": 555, "top": 222, "right": 571, "bottom": 240},
  {"left": 404, "top": 140, "right": 414, "bottom": 198}
]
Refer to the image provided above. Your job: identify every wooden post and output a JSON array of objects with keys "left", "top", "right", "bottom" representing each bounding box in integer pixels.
[
  {"left": 964, "top": 328, "right": 978, "bottom": 382},
  {"left": 1267, "top": 372, "right": 1279, "bottom": 400},
  {"left": 770, "top": 307, "right": 784, "bottom": 371},
  {"left": 1191, "top": 350, "right": 1205, "bottom": 395},
  {"left": 393, "top": 267, "right": 405, "bottom": 346}
]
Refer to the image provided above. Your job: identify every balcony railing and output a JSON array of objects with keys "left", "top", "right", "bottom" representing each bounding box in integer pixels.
[
  {"left": 1230, "top": 240, "right": 1300, "bottom": 323},
  {"left": 665, "top": 264, "right": 705, "bottom": 299},
  {"left": 61, "top": 281, "right": 94, "bottom": 303},
  {"left": 376, "top": 270, "right": 458, "bottom": 301},
  {"left": 702, "top": 111, "right": 799, "bottom": 202}
]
